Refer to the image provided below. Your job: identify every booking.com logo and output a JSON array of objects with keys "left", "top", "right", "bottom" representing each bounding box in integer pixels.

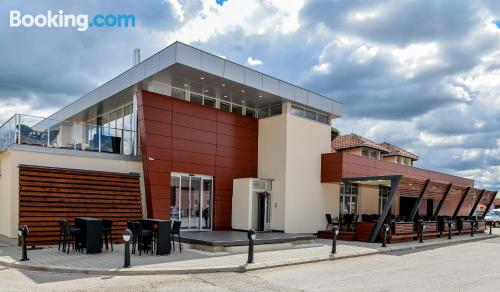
[{"left": 9, "top": 10, "right": 136, "bottom": 31}]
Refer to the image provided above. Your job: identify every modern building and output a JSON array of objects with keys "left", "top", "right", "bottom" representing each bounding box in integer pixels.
[{"left": 0, "top": 42, "right": 496, "bottom": 245}]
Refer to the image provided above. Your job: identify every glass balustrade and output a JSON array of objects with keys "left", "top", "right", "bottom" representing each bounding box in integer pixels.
[{"left": 0, "top": 114, "right": 137, "bottom": 156}]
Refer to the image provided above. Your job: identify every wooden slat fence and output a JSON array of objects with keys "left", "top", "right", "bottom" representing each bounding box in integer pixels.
[{"left": 18, "top": 165, "right": 143, "bottom": 245}]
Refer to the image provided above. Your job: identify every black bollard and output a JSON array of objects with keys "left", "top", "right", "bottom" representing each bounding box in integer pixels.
[
  {"left": 470, "top": 220, "right": 474, "bottom": 237},
  {"left": 419, "top": 220, "right": 425, "bottom": 243},
  {"left": 447, "top": 220, "right": 452, "bottom": 240},
  {"left": 18, "top": 225, "right": 29, "bottom": 261},
  {"left": 247, "top": 229, "right": 256, "bottom": 264},
  {"left": 331, "top": 225, "right": 339, "bottom": 254},
  {"left": 122, "top": 229, "right": 132, "bottom": 268},
  {"left": 382, "top": 224, "right": 389, "bottom": 248},
  {"left": 490, "top": 221, "right": 493, "bottom": 235}
]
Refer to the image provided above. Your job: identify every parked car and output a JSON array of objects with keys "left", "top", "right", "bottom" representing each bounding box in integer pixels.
[{"left": 484, "top": 209, "right": 500, "bottom": 227}]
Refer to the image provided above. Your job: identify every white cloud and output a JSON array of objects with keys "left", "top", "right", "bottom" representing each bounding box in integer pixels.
[
  {"left": 165, "top": 0, "right": 185, "bottom": 22},
  {"left": 246, "top": 57, "right": 263, "bottom": 66}
]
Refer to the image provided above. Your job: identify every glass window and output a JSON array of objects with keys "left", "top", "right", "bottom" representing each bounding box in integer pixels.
[
  {"left": 290, "top": 105, "right": 304, "bottom": 117},
  {"left": 340, "top": 182, "right": 358, "bottom": 215},
  {"left": 318, "top": 114, "right": 329, "bottom": 124},
  {"left": 190, "top": 93, "right": 203, "bottom": 105},
  {"left": 379, "top": 186, "right": 391, "bottom": 214},
  {"left": 171, "top": 88, "right": 186, "bottom": 101},
  {"left": 396, "top": 156, "right": 402, "bottom": 164},
  {"left": 362, "top": 148, "right": 369, "bottom": 157},
  {"left": 258, "top": 108, "right": 270, "bottom": 118},
  {"left": 304, "top": 109, "right": 317, "bottom": 121},
  {"left": 369, "top": 150, "right": 378, "bottom": 159},
  {"left": 270, "top": 105, "right": 282, "bottom": 116},
  {"left": 220, "top": 102, "right": 231, "bottom": 112},
  {"left": 232, "top": 104, "right": 243, "bottom": 115},
  {"left": 203, "top": 97, "right": 216, "bottom": 108},
  {"left": 245, "top": 108, "right": 255, "bottom": 118}
]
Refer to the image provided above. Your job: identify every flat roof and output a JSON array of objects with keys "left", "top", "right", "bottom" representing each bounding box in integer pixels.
[{"left": 47, "top": 41, "right": 342, "bottom": 122}]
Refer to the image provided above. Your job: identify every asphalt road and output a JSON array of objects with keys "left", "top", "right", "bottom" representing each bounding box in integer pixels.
[{"left": 1, "top": 236, "right": 499, "bottom": 292}]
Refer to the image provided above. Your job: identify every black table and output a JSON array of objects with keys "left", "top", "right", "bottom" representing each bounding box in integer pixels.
[
  {"left": 75, "top": 217, "right": 103, "bottom": 254},
  {"left": 140, "top": 219, "right": 171, "bottom": 255}
]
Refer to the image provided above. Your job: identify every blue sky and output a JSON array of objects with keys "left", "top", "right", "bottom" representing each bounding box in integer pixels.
[{"left": 1, "top": 0, "right": 500, "bottom": 190}]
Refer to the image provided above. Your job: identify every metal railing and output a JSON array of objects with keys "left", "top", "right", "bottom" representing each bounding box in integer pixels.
[{"left": 0, "top": 114, "right": 137, "bottom": 156}]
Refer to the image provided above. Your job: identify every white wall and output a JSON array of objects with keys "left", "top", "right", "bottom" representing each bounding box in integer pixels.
[
  {"left": 257, "top": 111, "right": 336, "bottom": 233},
  {"left": 0, "top": 147, "right": 144, "bottom": 238},
  {"left": 231, "top": 178, "right": 253, "bottom": 230},
  {"left": 258, "top": 114, "right": 287, "bottom": 231}
]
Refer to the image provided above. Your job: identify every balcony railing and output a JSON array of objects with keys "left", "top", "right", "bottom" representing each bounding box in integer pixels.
[{"left": 0, "top": 114, "right": 137, "bottom": 156}]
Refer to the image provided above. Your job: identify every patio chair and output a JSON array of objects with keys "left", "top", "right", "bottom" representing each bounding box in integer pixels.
[
  {"left": 62, "top": 220, "right": 82, "bottom": 254},
  {"left": 349, "top": 214, "right": 359, "bottom": 231},
  {"left": 127, "top": 221, "right": 138, "bottom": 254},
  {"left": 133, "top": 222, "right": 153, "bottom": 256},
  {"left": 101, "top": 219, "right": 113, "bottom": 251},
  {"left": 171, "top": 221, "right": 182, "bottom": 252},
  {"left": 57, "top": 220, "right": 66, "bottom": 251}
]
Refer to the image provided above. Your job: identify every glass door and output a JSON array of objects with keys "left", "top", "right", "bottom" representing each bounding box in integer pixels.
[{"left": 170, "top": 173, "right": 212, "bottom": 231}]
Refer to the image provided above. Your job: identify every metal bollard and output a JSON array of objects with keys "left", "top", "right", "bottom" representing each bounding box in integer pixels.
[
  {"left": 447, "top": 220, "right": 452, "bottom": 240},
  {"left": 331, "top": 225, "right": 339, "bottom": 254},
  {"left": 470, "top": 220, "right": 474, "bottom": 237},
  {"left": 419, "top": 220, "right": 425, "bottom": 243},
  {"left": 18, "top": 225, "right": 29, "bottom": 261},
  {"left": 247, "top": 229, "right": 256, "bottom": 264},
  {"left": 382, "top": 224, "right": 389, "bottom": 248},
  {"left": 122, "top": 229, "right": 132, "bottom": 268},
  {"left": 490, "top": 221, "right": 493, "bottom": 235}
]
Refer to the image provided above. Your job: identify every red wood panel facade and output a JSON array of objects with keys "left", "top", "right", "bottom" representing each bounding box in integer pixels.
[
  {"left": 18, "top": 165, "right": 142, "bottom": 245},
  {"left": 321, "top": 152, "right": 474, "bottom": 187},
  {"left": 137, "top": 90, "right": 258, "bottom": 230}
]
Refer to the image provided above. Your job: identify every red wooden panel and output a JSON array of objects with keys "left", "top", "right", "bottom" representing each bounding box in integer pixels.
[
  {"left": 171, "top": 150, "right": 216, "bottom": 166},
  {"left": 172, "top": 99, "right": 217, "bottom": 121},
  {"left": 172, "top": 112, "right": 217, "bottom": 132},
  {"left": 171, "top": 138, "right": 217, "bottom": 155},
  {"left": 141, "top": 106, "right": 173, "bottom": 122},
  {"left": 139, "top": 91, "right": 173, "bottom": 111},
  {"left": 171, "top": 125, "right": 217, "bottom": 144},
  {"left": 139, "top": 90, "right": 258, "bottom": 227}
]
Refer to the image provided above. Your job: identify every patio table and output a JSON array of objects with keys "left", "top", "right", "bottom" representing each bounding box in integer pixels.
[
  {"left": 75, "top": 217, "right": 102, "bottom": 254},
  {"left": 140, "top": 219, "right": 171, "bottom": 255}
]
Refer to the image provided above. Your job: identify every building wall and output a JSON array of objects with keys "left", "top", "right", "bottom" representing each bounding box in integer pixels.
[
  {"left": 0, "top": 147, "right": 143, "bottom": 238},
  {"left": 284, "top": 113, "right": 335, "bottom": 233},
  {"left": 137, "top": 90, "right": 258, "bottom": 230},
  {"left": 258, "top": 114, "right": 287, "bottom": 231},
  {"left": 258, "top": 111, "right": 336, "bottom": 233},
  {"left": 231, "top": 178, "right": 253, "bottom": 230}
]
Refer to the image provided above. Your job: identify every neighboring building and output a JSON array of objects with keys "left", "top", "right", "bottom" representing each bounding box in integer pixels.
[{"left": 0, "top": 42, "right": 496, "bottom": 245}]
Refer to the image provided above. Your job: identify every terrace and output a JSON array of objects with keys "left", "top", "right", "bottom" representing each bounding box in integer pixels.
[{"left": 0, "top": 114, "right": 137, "bottom": 156}]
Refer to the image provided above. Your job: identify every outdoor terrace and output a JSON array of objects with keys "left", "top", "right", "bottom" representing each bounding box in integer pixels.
[{"left": 0, "top": 114, "right": 137, "bottom": 156}]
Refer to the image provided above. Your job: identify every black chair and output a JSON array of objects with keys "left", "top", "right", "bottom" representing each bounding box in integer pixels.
[
  {"left": 101, "top": 219, "right": 113, "bottom": 251},
  {"left": 133, "top": 222, "right": 153, "bottom": 256},
  {"left": 57, "top": 220, "right": 65, "bottom": 251},
  {"left": 349, "top": 214, "right": 359, "bottom": 231},
  {"left": 171, "top": 221, "right": 182, "bottom": 252},
  {"left": 61, "top": 220, "right": 82, "bottom": 254},
  {"left": 127, "top": 221, "right": 138, "bottom": 254}
]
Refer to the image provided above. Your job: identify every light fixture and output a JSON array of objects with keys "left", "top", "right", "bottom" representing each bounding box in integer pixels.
[
  {"left": 258, "top": 95, "right": 262, "bottom": 98},
  {"left": 200, "top": 77, "right": 205, "bottom": 80},
  {"left": 122, "top": 229, "right": 132, "bottom": 242},
  {"left": 221, "top": 83, "right": 226, "bottom": 87},
  {"left": 241, "top": 89, "right": 245, "bottom": 93},
  {"left": 205, "top": 89, "right": 209, "bottom": 93},
  {"left": 223, "top": 95, "right": 228, "bottom": 98},
  {"left": 148, "top": 157, "right": 155, "bottom": 161},
  {"left": 183, "top": 83, "right": 188, "bottom": 87},
  {"left": 242, "top": 100, "right": 246, "bottom": 103}
]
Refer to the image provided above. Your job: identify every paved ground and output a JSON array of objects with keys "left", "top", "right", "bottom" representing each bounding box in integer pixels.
[
  {"left": 0, "top": 233, "right": 492, "bottom": 273},
  {"left": 0, "top": 233, "right": 499, "bottom": 291}
]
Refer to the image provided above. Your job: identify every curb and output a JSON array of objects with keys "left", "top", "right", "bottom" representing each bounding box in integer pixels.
[{"left": 0, "top": 234, "right": 496, "bottom": 276}]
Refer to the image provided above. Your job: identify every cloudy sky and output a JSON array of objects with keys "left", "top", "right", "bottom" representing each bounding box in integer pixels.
[{"left": 1, "top": 0, "right": 500, "bottom": 190}]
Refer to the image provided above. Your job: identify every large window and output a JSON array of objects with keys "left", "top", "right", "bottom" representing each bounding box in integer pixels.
[
  {"left": 290, "top": 104, "right": 330, "bottom": 125},
  {"left": 340, "top": 182, "right": 358, "bottom": 215},
  {"left": 379, "top": 186, "right": 391, "bottom": 214},
  {"left": 362, "top": 147, "right": 380, "bottom": 159}
]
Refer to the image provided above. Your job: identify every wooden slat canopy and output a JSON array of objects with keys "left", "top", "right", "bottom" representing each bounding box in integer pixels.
[{"left": 19, "top": 165, "right": 143, "bottom": 245}]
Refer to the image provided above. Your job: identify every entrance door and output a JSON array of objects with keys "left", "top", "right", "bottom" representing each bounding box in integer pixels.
[
  {"left": 257, "top": 192, "right": 271, "bottom": 231},
  {"left": 170, "top": 173, "right": 213, "bottom": 231},
  {"left": 400, "top": 197, "right": 417, "bottom": 220}
]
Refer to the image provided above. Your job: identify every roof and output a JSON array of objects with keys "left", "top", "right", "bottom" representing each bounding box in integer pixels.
[
  {"left": 46, "top": 41, "right": 342, "bottom": 123},
  {"left": 331, "top": 133, "right": 388, "bottom": 152},
  {"left": 379, "top": 142, "right": 419, "bottom": 161}
]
